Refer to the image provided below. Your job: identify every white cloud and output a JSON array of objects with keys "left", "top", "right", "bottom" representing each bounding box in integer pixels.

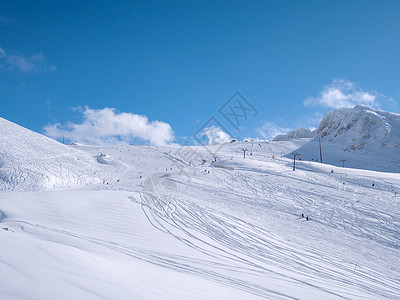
[
  {"left": 201, "top": 125, "right": 231, "bottom": 144},
  {"left": 256, "top": 121, "right": 291, "bottom": 140},
  {"left": 44, "top": 107, "right": 175, "bottom": 145},
  {"left": 0, "top": 46, "right": 56, "bottom": 73},
  {"left": 304, "top": 79, "right": 379, "bottom": 109}
]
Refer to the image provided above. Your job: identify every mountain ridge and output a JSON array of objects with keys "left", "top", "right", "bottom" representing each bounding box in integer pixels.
[{"left": 277, "top": 105, "right": 400, "bottom": 172}]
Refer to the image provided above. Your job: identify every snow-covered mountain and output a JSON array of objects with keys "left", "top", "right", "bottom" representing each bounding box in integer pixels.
[
  {"left": 316, "top": 105, "right": 400, "bottom": 152},
  {"left": 1, "top": 116, "right": 400, "bottom": 299},
  {"left": 273, "top": 128, "right": 314, "bottom": 141},
  {"left": 0, "top": 117, "right": 100, "bottom": 191},
  {"left": 275, "top": 105, "right": 400, "bottom": 172}
]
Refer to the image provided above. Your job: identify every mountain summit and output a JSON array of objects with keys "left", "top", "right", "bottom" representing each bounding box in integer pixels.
[
  {"left": 284, "top": 105, "right": 400, "bottom": 172},
  {"left": 316, "top": 105, "right": 400, "bottom": 152}
]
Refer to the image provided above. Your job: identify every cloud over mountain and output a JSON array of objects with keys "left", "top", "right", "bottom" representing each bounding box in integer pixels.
[{"left": 304, "top": 79, "right": 380, "bottom": 109}]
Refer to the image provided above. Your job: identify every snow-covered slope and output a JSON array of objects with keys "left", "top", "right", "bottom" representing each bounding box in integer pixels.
[
  {"left": 0, "top": 117, "right": 100, "bottom": 191},
  {"left": 273, "top": 128, "right": 314, "bottom": 141},
  {"left": 1, "top": 117, "right": 400, "bottom": 299}
]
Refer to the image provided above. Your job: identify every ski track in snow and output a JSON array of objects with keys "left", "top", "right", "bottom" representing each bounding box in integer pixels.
[
  {"left": 131, "top": 168, "right": 400, "bottom": 299},
  {"left": 1, "top": 125, "right": 400, "bottom": 299}
]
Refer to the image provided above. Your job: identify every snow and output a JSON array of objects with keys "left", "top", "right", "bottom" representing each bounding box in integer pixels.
[
  {"left": 275, "top": 105, "right": 400, "bottom": 172},
  {"left": 316, "top": 105, "right": 400, "bottom": 153},
  {"left": 1, "top": 113, "right": 400, "bottom": 299},
  {"left": 0, "top": 117, "right": 100, "bottom": 191}
]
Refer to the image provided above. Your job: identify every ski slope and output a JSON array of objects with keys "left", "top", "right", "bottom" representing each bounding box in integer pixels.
[
  {"left": 0, "top": 117, "right": 100, "bottom": 191},
  {"left": 1, "top": 118, "right": 400, "bottom": 299}
]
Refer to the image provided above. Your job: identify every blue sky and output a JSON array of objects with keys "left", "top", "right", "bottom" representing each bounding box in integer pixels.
[{"left": 1, "top": 0, "right": 399, "bottom": 145}]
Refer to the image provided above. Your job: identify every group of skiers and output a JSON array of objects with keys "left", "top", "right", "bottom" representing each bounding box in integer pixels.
[{"left": 301, "top": 213, "right": 309, "bottom": 221}]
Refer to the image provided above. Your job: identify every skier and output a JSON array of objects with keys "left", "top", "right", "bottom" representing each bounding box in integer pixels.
[
  {"left": 306, "top": 216, "right": 309, "bottom": 221},
  {"left": 301, "top": 213, "right": 304, "bottom": 218}
]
